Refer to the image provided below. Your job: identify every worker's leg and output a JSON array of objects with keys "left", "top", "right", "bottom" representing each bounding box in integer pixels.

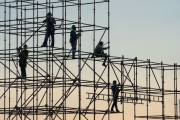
[
  {"left": 42, "top": 31, "right": 50, "bottom": 47},
  {"left": 102, "top": 54, "right": 107, "bottom": 66},
  {"left": 111, "top": 101, "right": 115, "bottom": 111},
  {"left": 51, "top": 32, "right": 55, "bottom": 47},
  {"left": 114, "top": 97, "right": 119, "bottom": 112},
  {"left": 20, "top": 64, "right": 26, "bottom": 78},
  {"left": 71, "top": 41, "right": 77, "bottom": 58}
]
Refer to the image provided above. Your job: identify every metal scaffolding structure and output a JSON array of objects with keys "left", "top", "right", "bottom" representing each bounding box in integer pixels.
[{"left": 0, "top": 0, "right": 180, "bottom": 120}]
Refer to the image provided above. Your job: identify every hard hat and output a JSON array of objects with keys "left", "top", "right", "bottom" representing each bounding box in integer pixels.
[
  {"left": 23, "top": 44, "right": 28, "bottom": 49},
  {"left": 72, "top": 25, "right": 76, "bottom": 30},
  {"left": 46, "top": 12, "right": 52, "bottom": 18},
  {"left": 98, "top": 41, "right": 104, "bottom": 45},
  {"left": 113, "top": 80, "right": 117, "bottom": 84}
]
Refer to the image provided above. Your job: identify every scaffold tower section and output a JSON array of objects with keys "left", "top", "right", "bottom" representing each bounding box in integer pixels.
[{"left": 0, "top": 0, "right": 180, "bottom": 120}]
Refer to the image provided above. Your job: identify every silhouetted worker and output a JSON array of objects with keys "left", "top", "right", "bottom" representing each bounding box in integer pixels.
[
  {"left": 70, "top": 25, "right": 81, "bottom": 59},
  {"left": 41, "top": 12, "right": 56, "bottom": 47},
  {"left": 111, "top": 80, "right": 120, "bottom": 112},
  {"left": 93, "top": 41, "right": 109, "bottom": 66},
  {"left": 18, "top": 45, "right": 29, "bottom": 79}
]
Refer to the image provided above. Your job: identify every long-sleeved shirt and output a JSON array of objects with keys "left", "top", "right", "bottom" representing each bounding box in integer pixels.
[
  {"left": 43, "top": 17, "right": 56, "bottom": 32},
  {"left": 70, "top": 30, "right": 78, "bottom": 42},
  {"left": 111, "top": 84, "right": 120, "bottom": 98},
  {"left": 94, "top": 45, "right": 103, "bottom": 54},
  {"left": 18, "top": 50, "right": 29, "bottom": 65}
]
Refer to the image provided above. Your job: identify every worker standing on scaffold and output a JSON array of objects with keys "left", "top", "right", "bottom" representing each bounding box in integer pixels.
[
  {"left": 41, "top": 12, "right": 56, "bottom": 47},
  {"left": 69, "top": 25, "right": 81, "bottom": 59},
  {"left": 17, "top": 45, "right": 29, "bottom": 79},
  {"left": 93, "top": 41, "right": 109, "bottom": 66},
  {"left": 111, "top": 80, "right": 120, "bottom": 112}
]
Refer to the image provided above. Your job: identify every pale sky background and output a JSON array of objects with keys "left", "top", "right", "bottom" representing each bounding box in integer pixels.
[
  {"left": 0, "top": 0, "right": 180, "bottom": 120},
  {"left": 111, "top": 0, "right": 180, "bottom": 64}
]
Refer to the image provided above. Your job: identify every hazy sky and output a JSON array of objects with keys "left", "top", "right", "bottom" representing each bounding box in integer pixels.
[{"left": 111, "top": 0, "right": 180, "bottom": 64}]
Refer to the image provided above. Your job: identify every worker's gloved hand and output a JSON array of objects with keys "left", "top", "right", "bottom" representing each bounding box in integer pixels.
[
  {"left": 42, "top": 19, "right": 46, "bottom": 23},
  {"left": 16, "top": 46, "right": 22, "bottom": 52}
]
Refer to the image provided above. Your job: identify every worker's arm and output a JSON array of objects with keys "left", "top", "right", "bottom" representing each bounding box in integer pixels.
[
  {"left": 103, "top": 46, "right": 110, "bottom": 50},
  {"left": 50, "top": 17, "right": 56, "bottom": 24},
  {"left": 77, "top": 33, "right": 81, "bottom": 38},
  {"left": 43, "top": 19, "right": 47, "bottom": 23}
]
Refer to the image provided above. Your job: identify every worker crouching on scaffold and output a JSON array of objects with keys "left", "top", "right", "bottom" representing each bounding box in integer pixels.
[{"left": 93, "top": 41, "right": 109, "bottom": 67}]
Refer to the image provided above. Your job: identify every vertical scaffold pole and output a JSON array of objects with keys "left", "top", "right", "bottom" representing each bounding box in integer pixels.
[
  {"left": 36, "top": 2, "right": 39, "bottom": 120},
  {"left": 64, "top": 0, "right": 67, "bottom": 119},
  {"left": 146, "top": 65, "right": 149, "bottom": 120},
  {"left": 147, "top": 59, "right": 151, "bottom": 120},
  {"left": 15, "top": 1, "right": 19, "bottom": 120},
  {"left": 174, "top": 63, "right": 178, "bottom": 120},
  {"left": 50, "top": 4, "right": 54, "bottom": 120},
  {"left": 134, "top": 57, "right": 137, "bottom": 120},
  {"left": 148, "top": 60, "right": 151, "bottom": 104},
  {"left": 47, "top": 4, "right": 51, "bottom": 119},
  {"left": 24, "top": 7, "right": 27, "bottom": 119},
  {"left": 179, "top": 99, "right": 180, "bottom": 120},
  {"left": 8, "top": 4, "right": 11, "bottom": 120},
  {"left": 20, "top": 1, "right": 23, "bottom": 119},
  {"left": 62, "top": 0, "right": 66, "bottom": 119},
  {"left": 161, "top": 62, "right": 165, "bottom": 120},
  {"left": 78, "top": 0, "right": 82, "bottom": 120},
  {"left": 107, "top": 0, "right": 110, "bottom": 120},
  {"left": 4, "top": 0, "right": 6, "bottom": 120},
  {"left": 33, "top": 0, "right": 35, "bottom": 119},
  {"left": 93, "top": 0, "right": 96, "bottom": 119},
  {"left": 121, "top": 56, "right": 124, "bottom": 120},
  {"left": 3, "top": 1, "right": 7, "bottom": 119},
  {"left": 45, "top": 1, "right": 49, "bottom": 119}
]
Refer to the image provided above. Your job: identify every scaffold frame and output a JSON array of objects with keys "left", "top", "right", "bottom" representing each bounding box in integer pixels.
[{"left": 0, "top": 0, "right": 180, "bottom": 120}]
